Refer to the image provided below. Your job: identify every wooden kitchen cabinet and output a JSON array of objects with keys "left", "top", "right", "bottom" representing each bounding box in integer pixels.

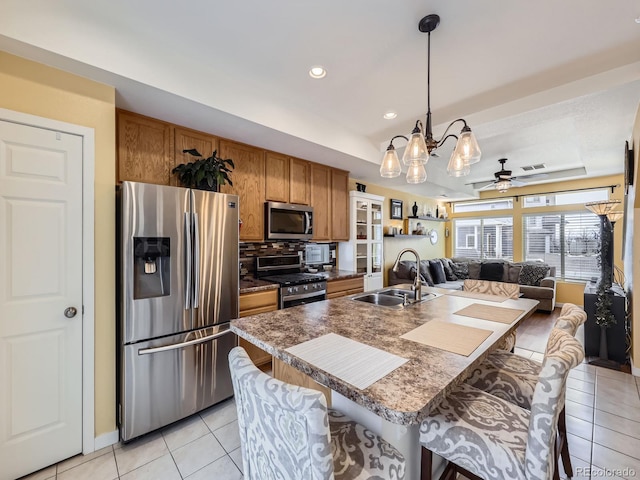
[
  {"left": 117, "top": 110, "right": 173, "bottom": 185},
  {"left": 219, "top": 140, "right": 265, "bottom": 241},
  {"left": 174, "top": 127, "right": 218, "bottom": 183},
  {"left": 326, "top": 277, "right": 364, "bottom": 299},
  {"left": 265, "top": 151, "right": 289, "bottom": 203},
  {"left": 273, "top": 358, "right": 331, "bottom": 406},
  {"left": 289, "top": 158, "right": 311, "bottom": 205},
  {"left": 239, "top": 289, "right": 278, "bottom": 366},
  {"left": 310, "top": 163, "right": 331, "bottom": 241},
  {"left": 331, "top": 168, "right": 349, "bottom": 241}
]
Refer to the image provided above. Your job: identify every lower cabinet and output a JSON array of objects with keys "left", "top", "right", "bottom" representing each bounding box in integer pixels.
[
  {"left": 238, "top": 289, "right": 278, "bottom": 366},
  {"left": 326, "top": 277, "right": 364, "bottom": 299},
  {"left": 273, "top": 358, "right": 332, "bottom": 407}
]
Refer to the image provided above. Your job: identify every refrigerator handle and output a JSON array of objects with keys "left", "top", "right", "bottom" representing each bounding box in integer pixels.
[
  {"left": 192, "top": 212, "right": 200, "bottom": 309},
  {"left": 137, "top": 328, "right": 234, "bottom": 355},
  {"left": 184, "top": 212, "right": 192, "bottom": 310}
]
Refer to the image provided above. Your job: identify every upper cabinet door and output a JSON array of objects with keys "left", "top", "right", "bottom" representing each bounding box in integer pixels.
[
  {"left": 289, "top": 158, "right": 311, "bottom": 205},
  {"left": 117, "top": 110, "right": 172, "bottom": 185},
  {"left": 310, "top": 164, "right": 331, "bottom": 241},
  {"left": 264, "top": 152, "right": 290, "bottom": 203},
  {"left": 331, "top": 169, "right": 349, "bottom": 241},
  {"left": 219, "top": 140, "right": 265, "bottom": 242},
  {"left": 174, "top": 128, "right": 218, "bottom": 187}
]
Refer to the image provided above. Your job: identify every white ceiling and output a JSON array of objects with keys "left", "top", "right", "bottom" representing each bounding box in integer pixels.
[{"left": 2, "top": 0, "right": 639, "bottom": 199}]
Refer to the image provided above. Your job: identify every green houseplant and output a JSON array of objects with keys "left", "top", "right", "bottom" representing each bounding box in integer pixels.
[{"left": 172, "top": 149, "right": 235, "bottom": 191}]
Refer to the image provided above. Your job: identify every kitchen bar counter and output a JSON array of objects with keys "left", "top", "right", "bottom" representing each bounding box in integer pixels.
[
  {"left": 239, "top": 270, "right": 364, "bottom": 294},
  {"left": 231, "top": 287, "right": 538, "bottom": 425},
  {"left": 231, "top": 287, "right": 538, "bottom": 479}
]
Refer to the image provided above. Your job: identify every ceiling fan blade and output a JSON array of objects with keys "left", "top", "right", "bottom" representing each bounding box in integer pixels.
[
  {"left": 479, "top": 182, "right": 497, "bottom": 191},
  {"left": 510, "top": 179, "right": 527, "bottom": 187}
]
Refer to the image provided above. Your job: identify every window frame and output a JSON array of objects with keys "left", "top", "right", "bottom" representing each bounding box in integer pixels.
[{"left": 453, "top": 216, "right": 514, "bottom": 261}]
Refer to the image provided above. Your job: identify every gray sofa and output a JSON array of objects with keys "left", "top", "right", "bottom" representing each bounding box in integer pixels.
[{"left": 388, "top": 257, "right": 556, "bottom": 312}]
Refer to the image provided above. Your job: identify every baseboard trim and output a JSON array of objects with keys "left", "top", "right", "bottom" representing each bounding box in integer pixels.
[{"left": 94, "top": 430, "right": 119, "bottom": 451}]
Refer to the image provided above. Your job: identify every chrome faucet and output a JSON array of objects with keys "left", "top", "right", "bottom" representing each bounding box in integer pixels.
[{"left": 392, "top": 248, "right": 422, "bottom": 302}]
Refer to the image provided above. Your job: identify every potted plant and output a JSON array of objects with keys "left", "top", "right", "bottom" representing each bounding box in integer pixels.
[{"left": 172, "top": 149, "right": 235, "bottom": 192}]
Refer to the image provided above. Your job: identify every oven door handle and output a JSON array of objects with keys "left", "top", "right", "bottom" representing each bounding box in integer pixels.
[{"left": 283, "top": 289, "right": 326, "bottom": 302}]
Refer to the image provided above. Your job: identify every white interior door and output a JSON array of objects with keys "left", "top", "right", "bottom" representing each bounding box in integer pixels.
[{"left": 0, "top": 120, "right": 83, "bottom": 480}]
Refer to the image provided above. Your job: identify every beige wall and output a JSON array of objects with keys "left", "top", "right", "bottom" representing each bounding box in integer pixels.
[
  {"left": 347, "top": 179, "right": 446, "bottom": 285},
  {"left": 0, "top": 52, "right": 117, "bottom": 436},
  {"left": 626, "top": 103, "right": 640, "bottom": 370}
]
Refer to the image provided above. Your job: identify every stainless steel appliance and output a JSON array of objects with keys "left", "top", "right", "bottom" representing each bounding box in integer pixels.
[
  {"left": 118, "top": 181, "right": 239, "bottom": 441},
  {"left": 256, "top": 255, "right": 327, "bottom": 309},
  {"left": 265, "top": 201, "right": 313, "bottom": 241}
]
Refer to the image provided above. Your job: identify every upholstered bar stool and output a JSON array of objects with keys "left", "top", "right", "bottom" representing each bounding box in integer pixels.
[
  {"left": 419, "top": 328, "right": 585, "bottom": 480},
  {"left": 229, "top": 347, "right": 406, "bottom": 480},
  {"left": 463, "top": 279, "right": 520, "bottom": 351},
  {"left": 465, "top": 304, "right": 587, "bottom": 477}
]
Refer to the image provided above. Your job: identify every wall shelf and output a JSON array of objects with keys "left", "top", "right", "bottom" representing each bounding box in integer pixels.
[
  {"left": 383, "top": 234, "right": 429, "bottom": 238},
  {"left": 406, "top": 216, "right": 447, "bottom": 222}
]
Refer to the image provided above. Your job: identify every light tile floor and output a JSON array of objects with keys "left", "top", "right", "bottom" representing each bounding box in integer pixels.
[{"left": 21, "top": 349, "right": 640, "bottom": 480}]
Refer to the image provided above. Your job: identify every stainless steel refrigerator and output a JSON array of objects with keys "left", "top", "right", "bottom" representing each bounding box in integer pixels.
[{"left": 118, "top": 181, "right": 238, "bottom": 441}]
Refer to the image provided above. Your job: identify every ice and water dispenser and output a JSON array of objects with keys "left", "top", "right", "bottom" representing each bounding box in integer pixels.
[{"left": 133, "top": 237, "right": 170, "bottom": 299}]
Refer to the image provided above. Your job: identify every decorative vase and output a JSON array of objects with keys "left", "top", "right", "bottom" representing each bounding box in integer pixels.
[
  {"left": 436, "top": 205, "right": 439, "bottom": 218},
  {"left": 412, "top": 202, "right": 418, "bottom": 217}
]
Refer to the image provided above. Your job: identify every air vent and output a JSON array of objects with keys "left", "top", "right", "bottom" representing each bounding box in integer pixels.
[{"left": 521, "top": 163, "right": 546, "bottom": 172}]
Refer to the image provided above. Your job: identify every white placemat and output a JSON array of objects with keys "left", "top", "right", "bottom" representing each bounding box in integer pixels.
[{"left": 285, "top": 333, "right": 408, "bottom": 390}]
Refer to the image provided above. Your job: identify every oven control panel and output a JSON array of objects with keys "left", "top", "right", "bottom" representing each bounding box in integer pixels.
[{"left": 285, "top": 282, "right": 326, "bottom": 294}]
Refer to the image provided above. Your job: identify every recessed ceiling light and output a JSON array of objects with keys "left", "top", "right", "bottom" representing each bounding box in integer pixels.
[
  {"left": 309, "top": 66, "right": 326, "bottom": 79},
  {"left": 383, "top": 111, "right": 398, "bottom": 120}
]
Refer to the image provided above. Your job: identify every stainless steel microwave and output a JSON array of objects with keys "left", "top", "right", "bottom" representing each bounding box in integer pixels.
[{"left": 265, "top": 202, "right": 313, "bottom": 241}]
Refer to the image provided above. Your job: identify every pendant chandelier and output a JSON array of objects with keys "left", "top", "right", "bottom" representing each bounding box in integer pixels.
[{"left": 380, "top": 14, "right": 481, "bottom": 183}]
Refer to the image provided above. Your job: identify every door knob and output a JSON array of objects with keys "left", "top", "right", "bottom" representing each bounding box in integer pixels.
[{"left": 64, "top": 307, "right": 77, "bottom": 318}]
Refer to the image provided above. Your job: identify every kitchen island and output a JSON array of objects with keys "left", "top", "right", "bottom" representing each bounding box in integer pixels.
[{"left": 231, "top": 286, "right": 539, "bottom": 479}]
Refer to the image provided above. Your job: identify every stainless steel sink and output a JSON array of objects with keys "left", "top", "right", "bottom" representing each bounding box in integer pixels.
[
  {"left": 352, "top": 285, "right": 438, "bottom": 308},
  {"left": 352, "top": 293, "right": 405, "bottom": 308}
]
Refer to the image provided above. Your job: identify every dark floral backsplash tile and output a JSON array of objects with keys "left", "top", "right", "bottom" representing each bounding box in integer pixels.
[{"left": 239, "top": 241, "right": 336, "bottom": 278}]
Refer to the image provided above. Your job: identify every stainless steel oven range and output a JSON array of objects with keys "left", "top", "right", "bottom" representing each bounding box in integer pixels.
[{"left": 256, "top": 255, "right": 327, "bottom": 309}]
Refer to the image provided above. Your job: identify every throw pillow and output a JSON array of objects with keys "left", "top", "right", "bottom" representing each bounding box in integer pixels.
[
  {"left": 451, "top": 262, "right": 469, "bottom": 280},
  {"left": 480, "top": 262, "right": 505, "bottom": 282},
  {"left": 502, "top": 264, "right": 522, "bottom": 284},
  {"left": 519, "top": 264, "right": 550, "bottom": 286},
  {"left": 467, "top": 261, "right": 482, "bottom": 279},
  {"left": 429, "top": 260, "right": 447, "bottom": 285},
  {"left": 438, "top": 258, "right": 458, "bottom": 281},
  {"left": 418, "top": 261, "right": 435, "bottom": 286},
  {"left": 409, "top": 266, "right": 427, "bottom": 285}
]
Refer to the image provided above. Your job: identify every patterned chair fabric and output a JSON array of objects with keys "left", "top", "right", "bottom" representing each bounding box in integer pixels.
[
  {"left": 463, "top": 279, "right": 521, "bottom": 299},
  {"left": 419, "top": 328, "right": 584, "bottom": 480},
  {"left": 229, "top": 347, "right": 406, "bottom": 480},
  {"left": 466, "top": 306, "right": 587, "bottom": 409}
]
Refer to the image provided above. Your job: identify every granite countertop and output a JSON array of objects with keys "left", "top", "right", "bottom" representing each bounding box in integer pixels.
[
  {"left": 231, "top": 288, "right": 539, "bottom": 425},
  {"left": 239, "top": 270, "right": 364, "bottom": 294}
]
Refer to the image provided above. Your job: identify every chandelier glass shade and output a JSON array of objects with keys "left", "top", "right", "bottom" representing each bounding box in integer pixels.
[
  {"left": 379, "top": 145, "right": 402, "bottom": 178},
  {"left": 585, "top": 200, "right": 621, "bottom": 216},
  {"left": 379, "top": 14, "right": 481, "bottom": 183},
  {"left": 406, "top": 161, "right": 428, "bottom": 184}
]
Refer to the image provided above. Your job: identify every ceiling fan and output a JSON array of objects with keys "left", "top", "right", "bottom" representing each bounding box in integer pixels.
[{"left": 478, "top": 158, "right": 544, "bottom": 192}]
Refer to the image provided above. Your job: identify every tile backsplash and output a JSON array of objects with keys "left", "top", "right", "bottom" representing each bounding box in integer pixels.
[{"left": 240, "top": 241, "right": 336, "bottom": 279}]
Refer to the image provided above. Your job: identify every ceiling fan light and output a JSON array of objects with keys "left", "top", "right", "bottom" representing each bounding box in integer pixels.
[
  {"left": 402, "top": 130, "right": 429, "bottom": 165},
  {"left": 495, "top": 179, "right": 511, "bottom": 193},
  {"left": 447, "top": 151, "right": 470, "bottom": 177},
  {"left": 406, "top": 161, "right": 427, "bottom": 184},
  {"left": 379, "top": 146, "right": 402, "bottom": 178},
  {"left": 454, "top": 129, "right": 481, "bottom": 165}
]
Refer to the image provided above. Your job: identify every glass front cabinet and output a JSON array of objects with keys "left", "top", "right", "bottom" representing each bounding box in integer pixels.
[{"left": 338, "top": 191, "right": 384, "bottom": 291}]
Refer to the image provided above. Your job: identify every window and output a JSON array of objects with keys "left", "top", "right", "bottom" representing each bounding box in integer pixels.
[
  {"left": 522, "top": 189, "right": 609, "bottom": 208},
  {"left": 453, "top": 198, "right": 513, "bottom": 213},
  {"left": 453, "top": 217, "right": 513, "bottom": 260},
  {"left": 523, "top": 212, "right": 600, "bottom": 281}
]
